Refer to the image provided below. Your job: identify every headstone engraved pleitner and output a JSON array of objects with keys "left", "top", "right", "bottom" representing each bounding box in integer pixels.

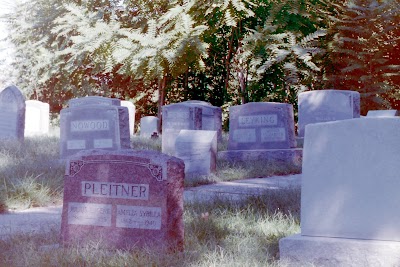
[
  {"left": 228, "top": 102, "right": 296, "bottom": 150},
  {"left": 366, "top": 110, "right": 399, "bottom": 117},
  {"left": 25, "top": 100, "right": 50, "bottom": 136},
  {"left": 175, "top": 130, "right": 217, "bottom": 178},
  {"left": 61, "top": 149, "right": 184, "bottom": 251},
  {"left": 140, "top": 116, "right": 159, "bottom": 138},
  {"left": 60, "top": 96, "right": 130, "bottom": 158},
  {"left": 162, "top": 100, "right": 222, "bottom": 155},
  {"left": 121, "top": 100, "right": 136, "bottom": 136},
  {"left": 280, "top": 118, "right": 400, "bottom": 266},
  {"left": 297, "top": 89, "right": 360, "bottom": 137},
  {"left": 0, "top": 85, "right": 26, "bottom": 141}
]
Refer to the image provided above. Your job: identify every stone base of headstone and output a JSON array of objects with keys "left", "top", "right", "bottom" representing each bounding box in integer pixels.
[
  {"left": 218, "top": 149, "right": 302, "bottom": 167},
  {"left": 279, "top": 234, "right": 400, "bottom": 267}
]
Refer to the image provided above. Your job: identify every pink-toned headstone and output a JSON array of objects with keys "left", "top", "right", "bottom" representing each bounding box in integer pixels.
[{"left": 60, "top": 149, "right": 184, "bottom": 251}]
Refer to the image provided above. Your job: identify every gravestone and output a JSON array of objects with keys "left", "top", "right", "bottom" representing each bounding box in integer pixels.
[
  {"left": 121, "top": 100, "right": 136, "bottom": 136},
  {"left": 0, "top": 85, "right": 25, "bottom": 141},
  {"left": 367, "top": 110, "right": 399, "bottom": 117},
  {"left": 175, "top": 130, "right": 217, "bottom": 178},
  {"left": 60, "top": 96, "right": 130, "bottom": 158},
  {"left": 228, "top": 102, "right": 296, "bottom": 150},
  {"left": 280, "top": 118, "right": 400, "bottom": 266},
  {"left": 140, "top": 116, "right": 159, "bottom": 138},
  {"left": 297, "top": 89, "right": 360, "bottom": 137},
  {"left": 61, "top": 149, "right": 184, "bottom": 251},
  {"left": 162, "top": 100, "right": 222, "bottom": 155},
  {"left": 25, "top": 100, "right": 50, "bottom": 136}
]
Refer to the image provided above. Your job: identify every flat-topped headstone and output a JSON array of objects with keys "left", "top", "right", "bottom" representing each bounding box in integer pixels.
[
  {"left": 0, "top": 85, "right": 25, "bottom": 141},
  {"left": 25, "top": 100, "right": 50, "bottom": 136},
  {"left": 61, "top": 149, "right": 184, "bottom": 251},
  {"left": 175, "top": 130, "right": 217, "bottom": 178},
  {"left": 280, "top": 118, "right": 400, "bottom": 265},
  {"left": 68, "top": 96, "right": 121, "bottom": 107},
  {"left": 227, "top": 102, "right": 296, "bottom": 150},
  {"left": 60, "top": 96, "right": 130, "bottom": 158},
  {"left": 297, "top": 89, "right": 360, "bottom": 137},
  {"left": 367, "top": 110, "right": 399, "bottom": 117},
  {"left": 140, "top": 116, "right": 159, "bottom": 138},
  {"left": 121, "top": 101, "right": 136, "bottom": 136}
]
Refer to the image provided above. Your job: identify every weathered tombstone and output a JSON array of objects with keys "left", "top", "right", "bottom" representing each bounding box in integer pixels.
[
  {"left": 25, "top": 100, "right": 50, "bottom": 136},
  {"left": 280, "top": 118, "right": 400, "bottom": 266},
  {"left": 121, "top": 100, "right": 136, "bottom": 136},
  {"left": 140, "top": 116, "right": 159, "bottom": 138},
  {"left": 175, "top": 130, "right": 217, "bottom": 178},
  {"left": 162, "top": 100, "right": 222, "bottom": 155},
  {"left": 297, "top": 89, "right": 360, "bottom": 137},
  {"left": 0, "top": 85, "right": 25, "bottom": 141},
  {"left": 61, "top": 149, "right": 184, "bottom": 251},
  {"left": 60, "top": 96, "right": 130, "bottom": 158},
  {"left": 367, "top": 110, "right": 399, "bottom": 117},
  {"left": 228, "top": 102, "right": 296, "bottom": 150}
]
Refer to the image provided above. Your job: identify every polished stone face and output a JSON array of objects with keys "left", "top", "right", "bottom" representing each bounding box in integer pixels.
[
  {"left": 228, "top": 102, "right": 296, "bottom": 150},
  {"left": 301, "top": 118, "right": 400, "bottom": 241},
  {"left": 297, "top": 89, "right": 360, "bottom": 137},
  {"left": 0, "top": 86, "right": 26, "bottom": 141},
  {"left": 60, "top": 96, "right": 130, "bottom": 159},
  {"left": 61, "top": 149, "right": 184, "bottom": 251}
]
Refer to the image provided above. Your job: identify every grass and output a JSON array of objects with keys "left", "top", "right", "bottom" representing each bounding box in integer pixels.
[{"left": 0, "top": 132, "right": 303, "bottom": 266}]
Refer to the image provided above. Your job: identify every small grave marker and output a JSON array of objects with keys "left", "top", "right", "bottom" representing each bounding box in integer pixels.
[
  {"left": 61, "top": 149, "right": 184, "bottom": 251},
  {"left": 140, "top": 116, "right": 159, "bottom": 138},
  {"left": 121, "top": 101, "right": 136, "bottom": 135},
  {"left": 25, "top": 100, "right": 50, "bottom": 136},
  {"left": 0, "top": 85, "right": 25, "bottom": 141},
  {"left": 175, "top": 130, "right": 217, "bottom": 178},
  {"left": 366, "top": 110, "right": 399, "bottom": 117}
]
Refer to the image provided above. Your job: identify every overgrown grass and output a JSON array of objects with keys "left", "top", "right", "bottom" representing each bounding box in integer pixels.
[{"left": 0, "top": 189, "right": 300, "bottom": 266}]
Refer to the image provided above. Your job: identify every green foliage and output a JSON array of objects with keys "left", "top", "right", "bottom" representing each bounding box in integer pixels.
[{"left": 325, "top": 0, "right": 400, "bottom": 114}]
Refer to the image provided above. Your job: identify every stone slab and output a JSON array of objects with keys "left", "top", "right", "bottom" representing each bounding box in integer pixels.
[
  {"left": 228, "top": 102, "right": 296, "bottom": 150},
  {"left": 68, "top": 96, "right": 121, "bottom": 107},
  {"left": 301, "top": 118, "right": 400, "bottom": 241},
  {"left": 121, "top": 101, "right": 135, "bottom": 135},
  {"left": 175, "top": 130, "right": 217, "bottom": 178},
  {"left": 25, "top": 100, "right": 50, "bottom": 136},
  {"left": 0, "top": 85, "right": 25, "bottom": 141},
  {"left": 298, "top": 89, "right": 360, "bottom": 137},
  {"left": 218, "top": 149, "right": 302, "bottom": 166},
  {"left": 140, "top": 116, "right": 159, "bottom": 138},
  {"left": 280, "top": 234, "right": 400, "bottom": 267},
  {"left": 61, "top": 149, "right": 184, "bottom": 251},
  {"left": 367, "top": 110, "right": 399, "bottom": 117}
]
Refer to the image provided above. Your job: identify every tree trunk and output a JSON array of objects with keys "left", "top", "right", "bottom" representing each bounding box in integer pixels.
[{"left": 157, "top": 75, "right": 167, "bottom": 132}]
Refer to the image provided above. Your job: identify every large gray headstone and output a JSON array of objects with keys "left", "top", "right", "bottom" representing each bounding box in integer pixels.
[
  {"left": 140, "top": 116, "right": 159, "bottom": 138},
  {"left": 280, "top": 118, "right": 400, "bottom": 265},
  {"left": 228, "top": 102, "right": 296, "bottom": 150},
  {"left": 60, "top": 96, "right": 130, "bottom": 158},
  {"left": 25, "top": 100, "right": 50, "bottom": 136},
  {"left": 61, "top": 149, "right": 184, "bottom": 251},
  {"left": 175, "top": 130, "right": 217, "bottom": 178},
  {"left": 121, "top": 100, "right": 135, "bottom": 136},
  {"left": 298, "top": 89, "right": 360, "bottom": 137},
  {"left": 0, "top": 85, "right": 25, "bottom": 141},
  {"left": 162, "top": 100, "right": 222, "bottom": 155}
]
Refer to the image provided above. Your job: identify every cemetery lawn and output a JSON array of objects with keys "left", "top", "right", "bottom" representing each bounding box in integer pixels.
[{"left": 0, "top": 134, "right": 301, "bottom": 266}]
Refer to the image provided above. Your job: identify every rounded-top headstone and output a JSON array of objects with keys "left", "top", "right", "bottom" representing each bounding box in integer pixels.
[{"left": 0, "top": 85, "right": 26, "bottom": 141}]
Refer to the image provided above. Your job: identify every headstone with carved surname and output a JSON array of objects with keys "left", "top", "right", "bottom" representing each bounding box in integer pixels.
[
  {"left": 121, "top": 101, "right": 136, "bottom": 136},
  {"left": 25, "top": 100, "right": 50, "bottom": 136},
  {"left": 175, "top": 130, "right": 217, "bottom": 178},
  {"left": 0, "top": 85, "right": 25, "bottom": 141},
  {"left": 60, "top": 97, "right": 130, "bottom": 158},
  {"left": 228, "top": 102, "right": 296, "bottom": 150},
  {"left": 140, "top": 116, "right": 159, "bottom": 138},
  {"left": 297, "top": 90, "right": 360, "bottom": 137},
  {"left": 61, "top": 149, "right": 184, "bottom": 251}
]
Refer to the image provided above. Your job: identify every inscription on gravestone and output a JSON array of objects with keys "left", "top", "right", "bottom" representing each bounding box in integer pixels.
[
  {"left": 61, "top": 150, "right": 184, "bottom": 250},
  {"left": 0, "top": 85, "right": 25, "bottom": 140},
  {"left": 228, "top": 102, "right": 296, "bottom": 150}
]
